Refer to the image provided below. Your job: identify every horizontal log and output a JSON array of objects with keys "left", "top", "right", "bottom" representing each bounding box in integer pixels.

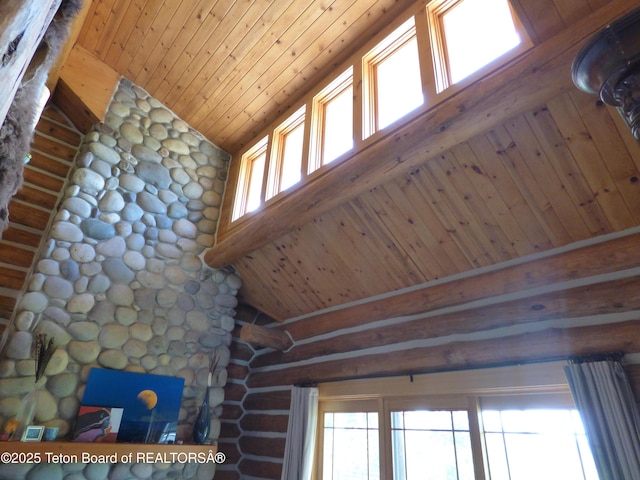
[
  {"left": 253, "top": 275, "right": 640, "bottom": 368},
  {"left": 240, "top": 324, "right": 292, "bottom": 351},
  {"left": 240, "top": 436, "right": 286, "bottom": 458},
  {"left": 205, "top": 0, "right": 638, "bottom": 268},
  {"left": 1, "top": 226, "right": 41, "bottom": 248},
  {"left": 219, "top": 422, "right": 241, "bottom": 439},
  {"left": 0, "top": 266, "right": 27, "bottom": 290},
  {"left": 240, "top": 413, "right": 289, "bottom": 433},
  {"left": 247, "top": 319, "right": 640, "bottom": 388},
  {"left": 243, "top": 390, "right": 292, "bottom": 411},
  {"left": 222, "top": 404, "right": 243, "bottom": 420},
  {"left": 279, "top": 231, "right": 640, "bottom": 341},
  {"left": 223, "top": 383, "right": 247, "bottom": 402},
  {"left": 239, "top": 459, "right": 281, "bottom": 480}
]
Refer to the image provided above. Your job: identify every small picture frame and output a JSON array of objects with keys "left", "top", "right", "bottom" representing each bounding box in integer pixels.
[{"left": 21, "top": 425, "right": 44, "bottom": 442}]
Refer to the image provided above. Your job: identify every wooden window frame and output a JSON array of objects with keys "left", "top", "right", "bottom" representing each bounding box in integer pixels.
[
  {"left": 266, "top": 105, "right": 307, "bottom": 201},
  {"left": 362, "top": 16, "right": 420, "bottom": 139},
  {"left": 427, "top": 0, "right": 532, "bottom": 93},
  {"left": 225, "top": 0, "right": 533, "bottom": 225},
  {"left": 232, "top": 135, "right": 269, "bottom": 221},
  {"left": 309, "top": 67, "right": 354, "bottom": 174},
  {"left": 314, "top": 362, "right": 580, "bottom": 480}
]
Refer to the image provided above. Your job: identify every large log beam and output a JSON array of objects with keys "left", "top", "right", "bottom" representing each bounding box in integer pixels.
[
  {"left": 247, "top": 320, "right": 640, "bottom": 388},
  {"left": 204, "top": 0, "right": 638, "bottom": 268},
  {"left": 240, "top": 324, "right": 293, "bottom": 351},
  {"left": 253, "top": 275, "right": 640, "bottom": 368},
  {"left": 278, "top": 231, "right": 640, "bottom": 341}
]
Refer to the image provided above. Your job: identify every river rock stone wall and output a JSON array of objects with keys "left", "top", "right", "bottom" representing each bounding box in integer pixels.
[{"left": 0, "top": 79, "right": 237, "bottom": 480}]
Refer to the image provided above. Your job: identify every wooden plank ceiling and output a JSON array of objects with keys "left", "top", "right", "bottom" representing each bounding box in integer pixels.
[
  {"left": 76, "top": 0, "right": 418, "bottom": 154},
  {"left": 73, "top": 0, "right": 640, "bottom": 322}
]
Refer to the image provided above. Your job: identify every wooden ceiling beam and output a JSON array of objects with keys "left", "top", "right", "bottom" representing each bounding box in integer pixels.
[{"left": 205, "top": 0, "right": 638, "bottom": 269}]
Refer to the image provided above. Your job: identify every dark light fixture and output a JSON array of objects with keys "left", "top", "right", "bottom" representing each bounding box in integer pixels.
[{"left": 572, "top": 7, "right": 640, "bottom": 141}]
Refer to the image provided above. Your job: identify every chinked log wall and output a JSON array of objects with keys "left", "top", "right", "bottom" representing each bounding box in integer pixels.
[
  {"left": 252, "top": 230, "right": 640, "bottom": 386},
  {"left": 239, "top": 230, "right": 640, "bottom": 478},
  {"left": 0, "top": 106, "right": 80, "bottom": 325}
]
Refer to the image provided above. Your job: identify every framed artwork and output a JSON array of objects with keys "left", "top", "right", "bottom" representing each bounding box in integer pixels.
[
  {"left": 21, "top": 425, "right": 44, "bottom": 442},
  {"left": 79, "top": 368, "right": 184, "bottom": 443},
  {"left": 72, "top": 406, "right": 123, "bottom": 442}
]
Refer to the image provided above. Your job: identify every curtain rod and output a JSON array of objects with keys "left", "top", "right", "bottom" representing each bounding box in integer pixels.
[{"left": 296, "top": 353, "right": 628, "bottom": 387}]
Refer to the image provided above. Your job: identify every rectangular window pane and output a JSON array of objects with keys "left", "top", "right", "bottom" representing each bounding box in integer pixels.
[
  {"left": 442, "top": 0, "right": 521, "bottom": 84},
  {"left": 376, "top": 36, "right": 423, "bottom": 130},
  {"left": 323, "top": 85, "right": 353, "bottom": 164},
  {"left": 246, "top": 152, "right": 265, "bottom": 213},
  {"left": 391, "top": 410, "right": 473, "bottom": 480},
  {"left": 280, "top": 122, "right": 304, "bottom": 192},
  {"left": 482, "top": 409, "right": 599, "bottom": 480},
  {"left": 324, "top": 411, "right": 380, "bottom": 480}
]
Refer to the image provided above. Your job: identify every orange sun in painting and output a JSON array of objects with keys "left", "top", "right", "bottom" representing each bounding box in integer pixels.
[{"left": 137, "top": 389, "right": 158, "bottom": 409}]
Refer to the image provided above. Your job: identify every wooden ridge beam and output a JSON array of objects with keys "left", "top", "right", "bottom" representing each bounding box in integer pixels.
[
  {"left": 247, "top": 320, "right": 640, "bottom": 388},
  {"left": 204, "top": 0, "right": 638, "bottom": 268}
]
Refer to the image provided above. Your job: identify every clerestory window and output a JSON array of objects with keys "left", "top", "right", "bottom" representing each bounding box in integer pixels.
[
  {"left": 428, "top": 0, "right": 530, "bottom": 92},
  {"left": 230, "top": 0, "right": 531, "bottom": 223}
]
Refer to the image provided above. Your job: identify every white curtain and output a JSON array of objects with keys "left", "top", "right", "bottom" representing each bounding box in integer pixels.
[
  {"left": 281, "top": 385, "right": 319, "bottom": 480},
  {"left": 564, "top": 359, "right": 640, "bottom": 480}
]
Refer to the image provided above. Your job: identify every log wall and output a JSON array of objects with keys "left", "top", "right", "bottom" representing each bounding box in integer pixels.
[
  {"left": 236, "top": 229, "right": 640, "bottom": 477},
  {"left": 0, "top": 105, "right": 80, "bottom": 326}
]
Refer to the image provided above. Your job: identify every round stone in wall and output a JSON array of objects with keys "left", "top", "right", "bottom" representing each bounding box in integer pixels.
[
  {"left": 66, "top": 293, "right": 96, "bottom": 314},
  {"left": 98, "top": 349, "right": 128, "bottom": 370},
  {"left": 81, "top": 218, "right": 116, "bottom": 240},
  {"left": 149, "top": 107, "right": 173, "bottom": 124},
  {"left": 5, "top": 331, "right": 33, "bottom": 360},
  {"left": 99, "top": 190, "right": 125, "bottom": 212},
  {"left": 51, "top": 222, "right": 83, "bottom": 243},
  {"left": 132, "top": 144, "right": 162, "bottom": 164},
  {"left": 68, "top": 340, "right": 101, "bottom": 363},
  {"left": 19, "top": 291, "right": 48, "bottom": 313},
  {"left": 68, "top": 321, "right": 100, "bottom": 341},
  {"left": 89, "top": 141, "right": 121, "bottom": 166},
  {"left": 120, "top": 123, "right": 144, "bottom": 144},
  {"left": 96, "top": 236, "right": 126, "bottom": 258},
  {"left": 106, "top": 284, "right": 134, "bottom": 306},
  {"left": 137, "top": 191, "right": 167, "bottom": 214}
]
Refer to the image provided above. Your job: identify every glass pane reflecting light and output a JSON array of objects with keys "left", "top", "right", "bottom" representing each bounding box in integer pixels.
[
  {"left": 443, "top": 0, "right": 521, "bottom": 84},
  {"left": 376, "top": 37, "right": 423, "bottom": 130},
  {"left": 324, "top": 412, "right": 380, "bottom": 480}
]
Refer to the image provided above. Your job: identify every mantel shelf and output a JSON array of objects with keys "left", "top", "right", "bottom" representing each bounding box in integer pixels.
[{"left": 1, "top": 441, "right": 217, "bottom": 463}]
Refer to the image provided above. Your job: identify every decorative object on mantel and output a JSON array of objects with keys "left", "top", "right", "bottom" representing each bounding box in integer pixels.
[
  {"left": 0, "top": 0, "right": 83, "bottom": 233},
  {"left": 572, "top": 7, "right": 640, "bottom": 142},
  {"left": 10, "top": 333, "right": 55, "bottom": 441},
  {"left": 192, "top": 349, "right": 222, "bottom": 445}
]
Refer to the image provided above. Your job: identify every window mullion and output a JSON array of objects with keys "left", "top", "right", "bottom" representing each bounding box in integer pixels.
[
  {"left": 414, "top": 10, "right": 438, "bottom": 104},
  {"left": 352, "top": 62, "right": 363, "bottom": 146},
  {"left": 300, "top": 100, "right": 312, "bottom": 183},
  {"left": 467, "top": 396, "right": 488, "bottom": 480},
  {"left": 262, "top": 136, "right": 274, "bottom": 204},
  {"left": 380, "top": 397, "right": 392, "bottom": 479}
]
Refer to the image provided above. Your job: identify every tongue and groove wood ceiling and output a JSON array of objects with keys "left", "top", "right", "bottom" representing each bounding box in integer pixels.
[{"left": 75, "top": 0, "right": 640, "bottom": 321}]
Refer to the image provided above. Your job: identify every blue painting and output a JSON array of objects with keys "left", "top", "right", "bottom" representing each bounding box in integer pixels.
[{"left": 79, "top": 368, "right": 185, "bottom": 444}]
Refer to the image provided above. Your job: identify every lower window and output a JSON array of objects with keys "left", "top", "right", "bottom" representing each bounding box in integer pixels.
[{"left": 316, "top": 373, "right": 598, "bottom": 480}]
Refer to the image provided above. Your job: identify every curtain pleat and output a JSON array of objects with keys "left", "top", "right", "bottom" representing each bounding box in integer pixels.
[
  {"left": 564, "top": 360, "right": 640, "bottom": 480},
  {"left": 281, "top": 386, "right": 319, "bottom": 480}
]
